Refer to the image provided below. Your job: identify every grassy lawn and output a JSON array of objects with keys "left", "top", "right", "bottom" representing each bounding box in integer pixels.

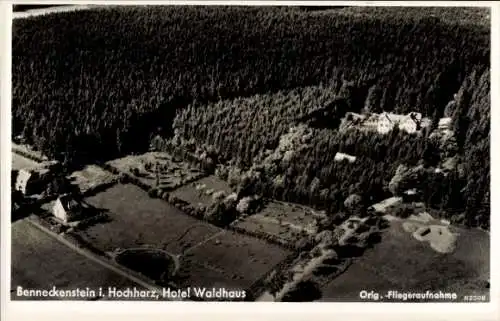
[
  {"left": 78, "top": 183, "right": 219, "bottom": 254},
  {"left": 76, "top": 183, "right": 290, "bottom": 291},
  {"left": 232, "top": 201, "right": 325, "bottom": 245},
  {"left": 12, "top": 143, "right": 47, "bottom": 162},
  {"left": 12, "top": 152, "right": 40, "bottom": 170},
  {"left": 176, "top": 256, "right": 254, "bottom": 292},
  {"left": 321, "top": 221, "right": 490, "bottom": 301},
  {"left": 11, "top": 219, "right": 142, "bottom": 300},
  {"left": 68, "top": 165, "right": 117, "bottom": 194},
  {"left": 170, "top": 175, "right": 234, "bottom": 208},
  {"left": 185, "top": 231, "right": 292, "bottom": 289}
]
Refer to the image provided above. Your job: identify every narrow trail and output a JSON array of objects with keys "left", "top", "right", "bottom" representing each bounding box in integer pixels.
[
  {"left": 24, "top": 218, "right": 168, "bottom": 298},
  {"left": 13, "top": 5, "right": 97, "bottom": 19}
]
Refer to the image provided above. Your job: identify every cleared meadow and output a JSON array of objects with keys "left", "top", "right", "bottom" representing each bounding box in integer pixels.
[
  {"left": 11, "top": 219, "right": 143, "bottom": 300},
  {"left": 12, "top": 152, "right": 40, "bottom": 170},
  {"left": 169, "top": 175, "right": 234, "bottom": 208},
  {"left": 77, "top": 183, "right": 291, "bottom": 292},
  {"left": 320, "top": 220, "right": 490, "bottom": 301}
]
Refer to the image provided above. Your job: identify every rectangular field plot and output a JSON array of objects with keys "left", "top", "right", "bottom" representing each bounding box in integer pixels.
[
  {"left": 169, "top": 175, "right": 234, "bottom": 208},
  {"left": 320, "top": 221, "right": 490, "bottom": 301},
  {"left": 68, "top": 165, "right": 117, "bottom": 194},
  {"left": 106, "top": 152, "right": 205, "bottom": 190},
  {"left": 76, "top": 183, "right": 291, "bottom": 293},
  {"left": 182, "top": 231, "right": 292, "bottom": 290},
  {"left": 78, "top": 183, "right": 219, "bottom": 254},
  {"left": 11, "top": 219, "right": 143, "bottom": 300},
  {"left": 232, "top": 201, "right": 326, "bottom": 245},
  {"left": 12, "top": 152, "right": 41, "bottom": 170}
]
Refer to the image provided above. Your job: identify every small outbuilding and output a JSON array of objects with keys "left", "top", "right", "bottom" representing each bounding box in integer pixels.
[
  {"left": 334, "top": 152, "right": 357, "bottom": 163},
  {"left": 402, "top": 189, "right": 419, "bottom": 202},
  {"left": 52, "top": 194, "right": 84, "bottom": 223}
]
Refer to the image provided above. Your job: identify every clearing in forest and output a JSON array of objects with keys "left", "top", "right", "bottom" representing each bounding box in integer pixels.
[{"left": 106, "top": 152, "right": 205, "bottom": 190}]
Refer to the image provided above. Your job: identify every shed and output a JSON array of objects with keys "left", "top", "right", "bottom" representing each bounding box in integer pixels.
[
  {"left": 52, "top": 194, "right": 84, "bottom": 223},
  {"left": 402, "top": 189, "right": 419, "bottom": 202}
]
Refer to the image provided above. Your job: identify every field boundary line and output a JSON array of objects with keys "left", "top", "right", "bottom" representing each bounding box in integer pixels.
[
  {"left": 227, "top": 223, "right": 297, "bottom": 250},
  {"left": 104, "top": 159, "right": 296, "bottom": 250},
  {"left": 23, "top": 217, "right": 184, "bottom": 301},
  {"left": 182, "top": 229, "right": 227, "bottom": 255}
]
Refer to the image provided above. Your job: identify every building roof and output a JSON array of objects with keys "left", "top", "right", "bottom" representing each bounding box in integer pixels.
[
  {"left": 370, "top": 197, "right": 403, "bottom": 213},
  {"left": 384, "top": 113, "right": 394, "bottom": 123},
  {"left": 334, "top": 152, "right": 357, "bottom": 162},
  {"left": 57, "top": 194, "right": 81, "bottom": 212},
  {"left": 404, "top": 189, "right": 418, "bottom": 195},
  {"left": 439, "top": 117, "right": 452, "bottom": 126}
]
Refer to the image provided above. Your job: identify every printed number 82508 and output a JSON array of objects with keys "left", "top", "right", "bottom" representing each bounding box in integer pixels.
[{"left": 463, "top": 295, "right": 487, "bottom": 302}]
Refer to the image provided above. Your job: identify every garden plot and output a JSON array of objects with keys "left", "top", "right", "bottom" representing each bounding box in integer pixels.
[
  {"left": 231, "top": 201, "right": 327, "bottom": 246},
  {"left": 169, "top": 175, "right": 234, "bottom": 209},
  {"left": 106, "top": 152, "right": 205, "bottom": 190},
  {"left": 68, "top": 165, "right": 117, "bottom": 194}
]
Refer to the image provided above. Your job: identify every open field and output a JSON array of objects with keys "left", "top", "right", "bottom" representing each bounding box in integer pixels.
[
  {"left": 185, "top": 231, "right": 292, "bottom": 290},
  {"left": 77, "top": 183, "right": 218, "bottom": 254},
  {"left": 169, "top": 175, "right": 234, "bottom": 208},
  {"left": 76, "top": 183, "right": 291, "bottom": 291},
  {"left": 12, "top": 152, "right": 40, "bottom": 170},
  {"left": 12, "top": 143, "right": 47, "bottom": 161},
  {"left": 11, "top": 219, "right": 144, "bottom": 300},
  {"left": 10, "top": 5, "right": 490, "bottom": 303},
  {"left": 106, "top": 152, "right": 205, "bottom": 190},
  {"left": 320, "top": 220, "right": 490, "bottom": 301},
  {"left": 68, "top": 165, "right": 117, "bottom": 194},
  {"left": 231, "top": 201, "right": 325, "bottom": 245}
]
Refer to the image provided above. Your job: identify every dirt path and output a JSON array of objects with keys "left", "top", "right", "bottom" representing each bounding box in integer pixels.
[
  {"left": 24, "top": 218, "right": 169, "bottom": 299},
  {"left": 13, "top": 5, "right": 96, "bottom": 19}
]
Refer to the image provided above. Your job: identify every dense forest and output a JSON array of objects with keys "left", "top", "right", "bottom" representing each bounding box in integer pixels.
[
  {"left": 12, "top": 6, "right": 490, "bottom": 228},
  {"left": 167, "top": 66, "right": 490, "bottom": 228},
  {"left": 13, "top": 6, "right": 488, "bottom": 161}
]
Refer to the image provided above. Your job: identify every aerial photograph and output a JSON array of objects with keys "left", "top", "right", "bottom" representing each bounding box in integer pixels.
[{"left": 10, "top": 4, "right": 490, "bottom": 302}]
